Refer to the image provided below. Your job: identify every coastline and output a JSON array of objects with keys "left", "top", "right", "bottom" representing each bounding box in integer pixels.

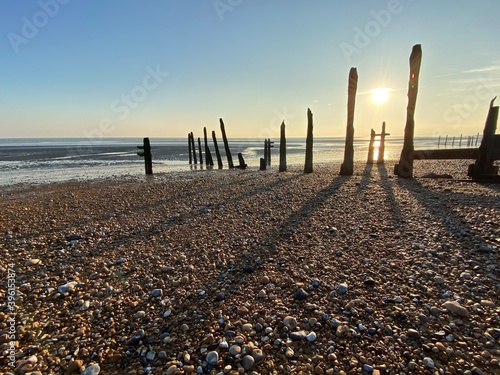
[{"left": 1, "top": 160, "right": 498, "bottom": 374}]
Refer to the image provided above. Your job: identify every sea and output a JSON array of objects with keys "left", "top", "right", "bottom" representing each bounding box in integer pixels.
[{"left": 0, "top": 136, "right": 448, "bottom": 186}]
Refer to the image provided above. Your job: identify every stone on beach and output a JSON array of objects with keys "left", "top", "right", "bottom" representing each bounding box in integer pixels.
[{"left": 443, "top": 301, "right": 470, "bottom": 317}]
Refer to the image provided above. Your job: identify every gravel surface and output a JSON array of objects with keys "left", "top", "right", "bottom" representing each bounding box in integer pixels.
[{"left": 0, "top": 160, "right": 499, "bottom": 375}]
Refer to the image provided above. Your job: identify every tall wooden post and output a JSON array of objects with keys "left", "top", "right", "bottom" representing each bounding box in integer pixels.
[
  {"left": 220, "top": 118, "right": 234, "bottom": 168},
  {"left": 444, "top": 135, "right": 448, "bottom": 148},
  {"left": 204, "top": 127, "right": 214, "bottom": 167},
  {"left": 304, "top": 108, "right": 314, "bottom": 173},
  {"left": 267, "top": 139, "right": 272, "bottom": 166},
  {"left": 198, "top": 137, "right": 203, "bottom": 165},
  {"left": 367, "top": 129, "right": 376, "bottom": 164},
  {"left": 137, "top": 137, "right": 153, "bottom": 175},
  {"left": 340, "top": 67, "right": 358, "bottom": 175},
  {"left": 279, "top": 121, "right": 287, "bottom": 172},
  {"left": 190, "top": 132, "right": 197, "bottom": 164},
  {"left": 437, "top": 135, "right": 441, "bottom": 148},
  {"left": 212, "top": 131, "right": 223, "bottom": 169},
  {"left": 188, "top": 133, "right": 193, "bottom": 165},
  {"left": 377, "top": 122, "right": 387, "bottom": 164},
  {"left": 394, "top": 44, "right": 422, "bottom": 178}
]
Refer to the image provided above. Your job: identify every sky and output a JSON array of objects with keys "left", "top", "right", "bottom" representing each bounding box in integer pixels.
[{"left": 1, "top": 1, "right": 500, "bottom": 140}]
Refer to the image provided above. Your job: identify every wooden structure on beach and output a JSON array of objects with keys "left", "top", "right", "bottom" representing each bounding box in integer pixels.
[
  {"left": 394, "top": 44, "right": 500, "bottom": 180},
  {"left": 137, "top": 137, "right": 153, "bottom": 175},
  {"left": 367, "top": 122, "right": 390, "bottom": 164}
]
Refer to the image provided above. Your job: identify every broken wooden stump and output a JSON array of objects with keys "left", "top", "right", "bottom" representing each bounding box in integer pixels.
[
  {"left": 304, "top": 108, "right": 314, "bottom": 174},
  {"left": 377, "top": 121, "right": 389, "bottom": 164},
  {"left": 367, "top": 129, "right": 376, "bottom": 164},
  {"left": 237, "top": 152, "right": 247, "bottom": 169},
  {"left": 340, "top": 67, "right": 358, "bottom": 175}
]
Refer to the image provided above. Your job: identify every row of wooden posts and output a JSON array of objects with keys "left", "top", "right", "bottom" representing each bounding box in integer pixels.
[
  {"left": 437, "top": 134, "right": 480, "bottom": 149},
  {"left": 138, "top": 44, "right": 499, "bottom": 179}
]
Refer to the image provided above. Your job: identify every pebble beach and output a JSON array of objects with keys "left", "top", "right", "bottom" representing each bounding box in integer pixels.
[{"left": 1, "top": 160, "right": 499, "bottom": 375}]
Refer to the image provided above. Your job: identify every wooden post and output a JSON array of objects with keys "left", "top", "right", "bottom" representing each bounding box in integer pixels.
[
  {"left": 264, "top": 139, "right": 269, "bottom": 166},
  {"left": 367, "top": 129, "right": 376, "bottom": 164},
  {"left": 459, "top": 134, "right": 463, "bottom": 147},
  {"left": 267, "top": 139, "right": 272, "bottom": 166},
  {"left": 188, "top": 133, "right": 193, "bottom": 165},
  {"left": 377, "top": 121, "right": 387, "bottom": 164},
  {"left": 475, "top": 132, "right": 480, "bottom": 146},
  {"left": 259, "top": 158, "right": 266, "bottom": 170},
  {"left": 220, "top": 118, "right": 234, "bottom": 168},
  {"left": 437, "top": 135, "right": 441, "bottom": 148},
  {"left": 190, "top": 132, "right": 197, "bottom": 164},
  {"left": 204, "top": 127, "right": 214, "bottom": 167},
  {"left": 471, "top": 97, "right": 499, "bottom": 177},
  {"left": 137, "top": 137, "right": 153, "bottom": 175},
  {"left": 394, "top": 44, "right": 422, "bottom": 178},
  {"left": 340, "top": 67, "right": 358, "bottom": 175},
  {"left": 279, "top": 121, "right": 287, "bottom": 172},
  {"left": 304, "top": 108, "right": 314, "bottom": 173},
  {"left": 212, "top": 131, "right": 223, "bottom": 169},
  {"left": 444, "top": 135, "right": 448, "bottom": 148},
  {"left": 198, "top": 137, "right": 203, "bottom": 165},
  {"left": 452, "top": 136, "right": 455, "bottom": 148},
  {"left": 237, "top": 153, "right": 247, "bottom": 169}
]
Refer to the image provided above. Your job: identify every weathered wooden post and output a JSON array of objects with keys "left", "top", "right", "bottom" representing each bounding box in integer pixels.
[
  {"left": 259, "top": 157, "right": 266, "bottom": 170},
  {"left": 137, "top": 137, "right": 153, "bottom": 175},
  {"left": 304, "top": 108, "right": 314, "bottom": 173},
  {"left": 212, "top": 131, "right": 223, "bottom": 169},
  {"left": 452, "top": 136, "right": 455, "bottom": 148},
  {"left": 367, "top": 129, "right": 376, "bottom": 164},
  {"left": 459, "top": 134, "right": 463, "bottom": 147},
  {"left": 237, "top": 153, "right": 247, "bottom": 169},
  {"left": 475, "top": 133, "right": 480, "bottom": 146},
  {"left": 220, "top": 118, "right": 234, "bottom": 168},
  {"left": 203, "top": 127, "right": 214, "bottom": 167},
  {"left": 190, "top": 132, "right": 197, "bottom": 164},
  {"left": 340, "top": 67, "right": 358, "bottom": 175},
  {"left": 394, "top": 44, "right": 422, "bottom": 178},
  {"left": 470, "top": 97, "right": 499, "bottom": 177},
  {"left": 267, "top": 139, "right": 273, "bottom": 166},
  {"left": 264, "top": 139, "right": 269, "bottom": 167},
  {"left": 198, "top": 137, "right": 203, "bottom": 165},
  {"left": 444, "top": 135, "right": 448, "bottom": 148},
  {"left": 188, "top": 133, "right": 193, "bottom": 165},
  {"left": 279, "top": 121, "right": 287, "bottom": 172},
  {"left": 377, "top": 121, "right": 388, "bottom": 164},
  {"left": 437, "top": 135, "right": 441, "bottom": 148}
]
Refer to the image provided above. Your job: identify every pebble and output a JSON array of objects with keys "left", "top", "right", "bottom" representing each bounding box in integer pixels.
[
  {"left": 25, "top": 258, "right": 42, "bottom": 266},
  {"left": 251, "top": 348, "right": 264, "bottom": 362},
  {"left": 443, "top": 300, "right": 470, "bottom": 317},
  {"left": 206, "top": 351, "right": 219, "bottom": 365},
  {"left": 81, "top": 364, "right": 101, "bottom": 375},
  {"left": 337, "top": 283, "right": 348, "bottom": 294},
  {"left": 283, "top": 316, "right": 298, "bottom": 329},
  {"left": 306, "top": 331, "right": 317, "bottom": 342},
  {"left": 407, "top": 329, "right": 420, "bottom": 339},
  {"left": 423, "top": 357, "right": 434, "bottom": 368},
  {"left": 151, "top": 288, "right": 163, "bottom": 297},
  {"left": 165, "top": 365, "right": 178, "bottom": 375},
  {"left": 57, "top": 281, "right": 78, "bottom": 294},
  {"left": 229, "top": 344, "right": 241, "bottom": 356},
  {"left": 294, "top": 288, "right": 309, "bottom": 300},
  {"left": 290, "top": 330, "right": 307, "bottom": 341},
  {"left": 241, "top": 354, "right": 255, "bottom": 370}
]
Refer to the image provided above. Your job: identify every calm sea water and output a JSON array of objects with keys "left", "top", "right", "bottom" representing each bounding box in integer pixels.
[{"left": 0, "top": 136, "right": 442, "bottom": 186}]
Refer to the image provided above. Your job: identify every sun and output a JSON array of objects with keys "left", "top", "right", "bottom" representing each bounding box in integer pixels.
[{"left": 370, "top": 88, "right": 390, "bottom": 105}]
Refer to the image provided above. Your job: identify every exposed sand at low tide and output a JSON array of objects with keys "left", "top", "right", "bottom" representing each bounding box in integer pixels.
[{"left": 0, "top": 160, "right": 499, "bottom": 375}]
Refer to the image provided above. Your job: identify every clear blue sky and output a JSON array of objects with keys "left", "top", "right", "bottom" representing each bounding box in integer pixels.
[{"left": 1, "top": 1, "right": 499, "bottom": 139}]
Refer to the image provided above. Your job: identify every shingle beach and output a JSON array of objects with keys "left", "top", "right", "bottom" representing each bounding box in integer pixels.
[{"left": 1, "top": 160, "right": 499, "bottom": 375}]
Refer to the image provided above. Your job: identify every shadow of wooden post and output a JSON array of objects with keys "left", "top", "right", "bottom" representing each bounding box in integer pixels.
[
  {"left": 340, "top": 67, "right": 358, "bottom": 175},
  {"left": 279, "top": 121, "right": 287, "bottom": 172},
  {"left": 394, "top": 44, "right": 422, "bottom": 178},
  {"left": 304, "top": 108, "right": 314, "bottom": 173}
]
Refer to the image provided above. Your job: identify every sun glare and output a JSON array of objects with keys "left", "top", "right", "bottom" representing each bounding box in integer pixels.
[{"left": 370, "top": 88, "right": 390, "bottom": 105}]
